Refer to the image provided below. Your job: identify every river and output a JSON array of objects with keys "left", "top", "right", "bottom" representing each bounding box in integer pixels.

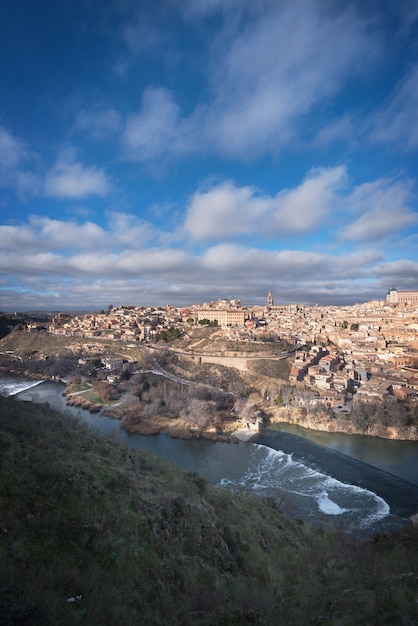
[{"left": 1, "top": 373, "right": 417, "bottom": 537}]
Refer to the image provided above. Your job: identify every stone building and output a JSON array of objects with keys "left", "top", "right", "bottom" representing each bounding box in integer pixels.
[
  {"left": 196, "top": 308, "right": 246, "bottom": 326},
  {"left": 386, "top": 287, "right": 418, "bottom": 305}
]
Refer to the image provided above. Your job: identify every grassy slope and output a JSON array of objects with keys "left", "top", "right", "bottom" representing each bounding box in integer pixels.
[
  {"left": 0, "top": 330, "right": 130, "bottom": 359},
  {"left": 0, "top": 330, "right": 76, "bottom": 356},
  {"left": 247, "top": 358, "right": 292, "bottom": 380},
  {"left": 1, "top": 398, "right": 418, "bottom": 625}
]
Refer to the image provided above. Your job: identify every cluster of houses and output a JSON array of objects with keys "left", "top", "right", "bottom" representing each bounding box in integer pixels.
[
  {"left": 36, "top": 289, "right": 418, "bottom": 410},
  {"left": 45, "top": 307, "right": 182, "bottom": 342},
  {"left": 287, "top": 340, "right": 417, "bottom": 410},
  {"left": 280, "top": 294, "right": 418, "bottom": 409}
]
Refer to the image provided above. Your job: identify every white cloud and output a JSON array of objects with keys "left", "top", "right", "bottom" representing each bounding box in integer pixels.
[
  {"left": 107, "top": 212, "right": 156, "bottom": 248},
  {"left": 0, "top": 127, "right": 26, "bottom": 174},
  {"left": 1, "top": 252, "right": 62, "bottom": 276},
  {"left": 0, "top": 127, "right": 41, "bottom": 196},
  {"left": 184, "top": 169, "right": 416, "bottom": 247},
  {"left": 372, "top": 260, "right": 418, "bottom": 292},
  {"left": 0, "top": 217, "right": 106, "bottom": 254},
  {"left": 0, "top": 246, "right": 193, "bottom": 280},
  {"left": 179, "top": 0, "right": 242, "bottom": 19},
  {"left": 0, "top": 224, "right": 38, "bottom": 251},
  {"left": 1, "top": 163, "right": 415, "bottom": 310},
  {"left": 313, "top": 115, "right": 356, "bottom": 149},
  {"left": 45, "top": 149, "right": 112, "bottom": 199},
  {"left": 0, "top": 132, "right": 112, "bottom": 201},
  {"left": 184, "top": 166, "right": 347, "bottom": 242},
  {"left": 369, "top": 65, "right": 418, "bottom": 151},
  {"left": 120, "top": 1, "right": 377, "bottom": 163},
  {"left": 340, "top": 177, "right": 417, "bottom": 242},
  {"left": 123, "top": 87, "right": 197, "bottom": 162},
  {"left": 122, "top": 18, "right": 162, "bottom": 55},
  {"left": 373, "top": 259, "right": 418, "bottom": 279},
  {"left": 272, "top": 166, "right": 346, "bottom": 233},
  {"left": 341, "top": 208, "right": 417, "bottom": 243},
  {"left": 201, "top": 244, "right": 380, "bottom": 281},
  {"left": 32, "top": 217, "right": 106, "bottom": 249},
  {"left": 206, "top": 1, "right": 376, "bottom": 157},
  {"left": 202, "top": 244, "right": 330, "bottom": 276},
  {"left": 184, "top": 181, "right": 264, "bottom": 241},
  {"left": 0, "top": 231, "right": 400, "bottom": 310},
  {"left": 0, "top": 238, "right": 378, "bottom": 296},
  {"left": 0, "top": 214, "right": 157, "bottom": 254},
  {"left": 115, "top": 248, "right": 192, "bottom": 275},
  {"left": 74, "top": 107, "right": 121, "bottom": 140}
]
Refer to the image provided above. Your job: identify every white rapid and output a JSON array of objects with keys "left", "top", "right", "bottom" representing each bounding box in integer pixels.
[
  {"left": 219, "top": 444, "right": 390, "bottom": 531},
  {"left": 0, "top": 378, "right": 44, "bottom": 397}
]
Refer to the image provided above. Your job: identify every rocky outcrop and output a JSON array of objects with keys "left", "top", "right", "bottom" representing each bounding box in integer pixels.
[
  {"left": 120, "top": 412, "right": 239, "bottom": 442},
  {"left": 268, "top": 406, "right": 417, "bottom": 441}
]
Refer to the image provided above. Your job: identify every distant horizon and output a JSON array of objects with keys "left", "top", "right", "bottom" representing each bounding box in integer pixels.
[
  {"left": 1, "top": 1, "right": 417, "bottom": 311},
  {"left": 1, "top": 289, "right": 409, "bottom": 315}
]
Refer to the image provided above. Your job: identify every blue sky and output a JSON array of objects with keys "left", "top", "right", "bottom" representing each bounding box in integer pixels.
[{"left": 1, "top": 0, "right": 417, "bottom": 311}]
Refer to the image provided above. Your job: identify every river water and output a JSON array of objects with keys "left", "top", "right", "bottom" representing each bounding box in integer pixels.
[{"left": 1, "top": 373, "right": 417, "bottom": 537}]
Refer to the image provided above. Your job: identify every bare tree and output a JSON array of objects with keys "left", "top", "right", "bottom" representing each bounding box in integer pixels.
[
  {"left": 180, "top": 398, "right": 213, "bottom": 429},
  {"left": 234, "top": 397, "right": 254, "bottom": 423},
  {"left": 277, "top": 383, "right": 293, "bottom": 406}
]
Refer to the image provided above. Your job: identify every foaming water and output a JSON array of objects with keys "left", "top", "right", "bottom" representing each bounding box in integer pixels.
[
  {"left": 317, "top": 492, "right": 348, "bottom": 515},
  {"left": 219, "top": 444, "right": 390, "bottom": 532},
  {"left": 0, "top": 378, "right": 44, "bottom": 396}
]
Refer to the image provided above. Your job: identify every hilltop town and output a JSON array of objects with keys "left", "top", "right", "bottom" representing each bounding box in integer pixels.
[{"left": 3, "top": 287, "right": 418, "bottom": 440}]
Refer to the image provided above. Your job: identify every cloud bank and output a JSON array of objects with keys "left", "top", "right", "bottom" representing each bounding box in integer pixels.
[{"left": 1, "top": 166, "right": 416, "bottom": 310}]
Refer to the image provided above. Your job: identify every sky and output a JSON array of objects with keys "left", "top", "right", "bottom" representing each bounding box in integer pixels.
[{"left": 1, "top": 0, "right": 418, "bottom": 312}]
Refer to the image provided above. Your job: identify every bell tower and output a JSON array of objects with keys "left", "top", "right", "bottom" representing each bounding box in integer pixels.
[
  {"left": 386, "top": 286, "right": 398, "bottom": 305},
  {"left": 267, "top": 290, "right": 274, "bottom": 308}
]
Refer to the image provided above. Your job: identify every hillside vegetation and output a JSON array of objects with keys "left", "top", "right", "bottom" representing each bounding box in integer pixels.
[
  {"left": 1, "top": 397, "right": 418, "bottom": 625},
  {"left": 247, "top": 357, "right": 292, "bottom": 380},
  {"left": 0, "top": 330, "right": 76, "bottom": 356}
]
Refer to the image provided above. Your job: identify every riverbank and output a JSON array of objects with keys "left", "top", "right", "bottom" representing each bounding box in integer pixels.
[
  {"left": 0, "top": 365, "right": 64, "bottom": 383},
  {"left": 0, "top": 368, "right": 260, "bottom": 443},
  {"left": 103, "top": 405, "right": 259, "bottom": 442},
  {"left": 61, "top": 370, "right": 417, "bottom": 444},
  {"left": 2, "top": 396, "right": 418, "bottom": 625},
  {"left": 2, "top": 361, "right": 416, "bottom": 445},
  {"left": 267, "top": 404, "right": 418, "bottom": 441},
  {"left": 2, "top": 332, "right": 416, "bottom": 443},
  {"left": 120, "top": 412, "right": 240, "bottom": 442},
  {"left": 3, "top": 372, "right": 417, "bottom": 536}
]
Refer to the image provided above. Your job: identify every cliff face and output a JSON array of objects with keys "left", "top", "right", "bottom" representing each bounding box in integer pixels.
[
  {"left": 1, "top": 396, "right": 418, "bottom": 626},
  {"left": 267, "top": 406, "right": 418, "bottom": 441}
]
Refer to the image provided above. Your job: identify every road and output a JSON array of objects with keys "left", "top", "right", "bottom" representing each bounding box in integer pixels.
[
  {"left": 142, "top": 343, "right": 293, "bottom": 373},
  {"left": 149, "top": 364, "right": 194, "bottom": 386}
]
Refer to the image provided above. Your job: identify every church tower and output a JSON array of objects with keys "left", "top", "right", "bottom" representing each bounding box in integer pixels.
[
  {"left": 386, "top": 286, "right": 399, "bottom": 305},
  {"left": 267, "top": 290, "right": 274, "bottom": 308}
]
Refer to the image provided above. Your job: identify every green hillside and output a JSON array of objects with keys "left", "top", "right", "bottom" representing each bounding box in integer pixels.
[{"left": 0, "top": 397, "right": 417, "bottom": 625}]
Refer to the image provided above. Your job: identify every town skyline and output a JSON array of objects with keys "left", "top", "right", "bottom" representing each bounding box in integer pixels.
[
  {"left": 1, "top": 1, "right": 417, "bottom": 311},
  {"left": 3, "top": 286, "right": 417, "bottom": 316},
  {"left": 0, "top": 284, "right": 417, "bottom": 315}
]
